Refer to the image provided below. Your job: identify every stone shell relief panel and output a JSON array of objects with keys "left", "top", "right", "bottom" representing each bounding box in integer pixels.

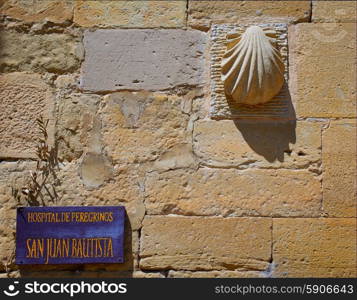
[{"left": 210, "top": 23, "right": 293, "bottom": 120}]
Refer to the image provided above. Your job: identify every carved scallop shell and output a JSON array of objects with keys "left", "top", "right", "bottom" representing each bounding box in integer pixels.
[{"left": 221, "top": 25, "right": 285, "bottom": 105}]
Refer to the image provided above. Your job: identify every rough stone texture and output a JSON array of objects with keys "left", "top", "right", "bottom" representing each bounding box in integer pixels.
[
  {"left": 322, "top": 120, "right": 356, "bottom": 217},
  {"left": 168, "top": 270, "right": 265, "bottom": 278},
  {"left": 273, "top": 218, "right": 357, "bottom": 277},
  {"left": 0, "top": 162, "right": 33, "bottom": 271},
  {"left": 194, "top": 120, "right": 322, "bottom": 169},
  {"left": 132, "top": 271, "right": 165, "bottom": 278},
  {"left": 100, "top": 92, "right": 193, "bottom": 164},
  {"left": 188, "top": 1, "right": 311, "bottom": 30},
  {"left": 0, "top": 0, "right": 356, "bottom": 279},
  {"left": 80, "top": 29, "right": 207, "bottom": 92},
  {"left": 55, "top": 163, "right": 145, "bottom": 231},
  {"left": 0, "top": 30, "right": 83, "bottom": 73},
  {"left": 0, "top": 224, "right": 15, "bottom": 272},
  {"left": 57, "top": 93, "right": 102, "bottom": 161},
  {"left": 74, "top": 0, "right": 186, "bottom": 28},
  {"left": 145, "top": 168, "right": 321, "bottom": 217},
  {"left": 290, "top": 23, "right": 356, "bottom": 118},
  {"left": 0, "top": 0, "right": 74, "bottom": 23},
  {"left": 79, "top": 153, "right": 113, "bottom": 188},
  {"left": 312, "top": 1, "right": 356, "bottom": 23},
  {"left": 153, "top": 143, "right": 197, "bottom": 171},
  {"left": 140, "top": 216, "right": 272, "bottom": 271},
  {"left": 0, "top": 72, "right": 54, "bottom": 159}
]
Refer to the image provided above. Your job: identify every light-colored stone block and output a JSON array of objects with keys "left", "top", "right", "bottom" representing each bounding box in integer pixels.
[
  {"left": 100, "top": 92, "right": 193, "bottom": 164},
  {"left": 188, "top": 1, "right": 311, "bottom": 30},
  {"left": 168, "top": 270, "right": 265, "bottom": 278},
  {"left": 273, "top": 218, "right": 357, "bottom": 277},
  {"left": 57, "top": 93, "right": 102, "bottom": 162},
  {"left": 0, "top": 30, "right": 83, "bottom": 73},
  {"left": 193, "top": 120, "right": 322, "bottom": 169},
  {"left": 0, "top": 72, "right": 54, "bottom": 159},
  {"left": 0, "top": 0, "right": 73, "bottom": 23},
  {"left": 74, "top": 0, "right": 186, "bottom": 28},
  {"left": 80, "top": 29, "right": 207, "bottom": 92},
  {"left": 312, "top": 1, "right": 356, "bottom": 23},
  {"left": 55, "top": 163, "right": 145, "bottom": 231},
  {"left": 322, "top": 120, "right": 356, "bottom": 217},
  {"left": 140, "top": 216, "right": 272, "bottom": 271},
  {"left": 289, "top": 23, "right": 356, "bottom": 118},
  {"left": 145, "top": 168, "right": 321, "bottom": 217}
]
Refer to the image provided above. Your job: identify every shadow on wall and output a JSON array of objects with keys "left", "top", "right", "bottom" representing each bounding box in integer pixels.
[
  {"left": 232, "top": 84, "right": 296, "bottom": 163},
  {"left": 18, "top": 213, "right": 135, "bottom": 278}
]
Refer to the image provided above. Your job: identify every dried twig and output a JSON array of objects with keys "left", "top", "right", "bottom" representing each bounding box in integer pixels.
[{"left": 12, "top": 117, "right": 62, "bottom": 206}]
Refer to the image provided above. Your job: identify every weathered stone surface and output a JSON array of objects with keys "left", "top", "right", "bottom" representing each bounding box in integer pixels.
[
  {"left": 289, "top": 23, "right": 356, "bottom": 118},
  {"left": 273, "top": 218, "right": 357, "bottom": 277},
  {"left": 56, "top": 163, "right": 145, "bottom": 231},
  {"left": 0, "top": 31, "right": 83, "bottom": 73},
  {"left": 140, "top": 216, "right": 271, "bottom": 271},
  {"left": 312, "top": 1, "right": 356, "bottom": 23},
  {"left": 0, "top": 224, "right": 15, "bottom": 272},
  {"left": 0, "top": 73, "right": 54, "bottom": 159},
  {"left": 0, "top": 271, "right": 19, "bottom": 278},
  {"left": 168, "top": 270, "right": 265, "bottom": 278},
  {"left": 0, "top": 163, "right": 20, "bottom": 271},
  {"left": 133, "top": 271, "right": 165, "bottom": 278},
  {"left": 100, "top": 92, "right": 193, "bottom": 164},
  {"left": 0, "top": 0, "right": 73, "bottom": 23},
  {"left": 145, "top": 168, "right": 321, "bottom": 217},
  {"left": 188, "top": 1, "right": 311, "bottom": 29},
  {"left": 74, "top": 0, "right": 186, "bottom": 28},
  {"left": 194, "top": 120, "right": 322, "bottom": 169},
  {"left": 57, "top": 93, "right": 101, "bottom": 161},
  {"left": 153, "top": 143, "right": 197, "bottom": 171},
  {"left": 81, "top": 29, "right": 207, "bottom": 92},
  {"left": 79, "top": 153, "right": 113, "bottom": 188},
  {"left": 322, "top": 120, "right": 356, "bottom": 217}
]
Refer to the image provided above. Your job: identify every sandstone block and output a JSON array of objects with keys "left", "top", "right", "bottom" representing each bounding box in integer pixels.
[
  {"left": 56, "top": 163, "right": 145, "bottom": 231},
  {"left": 0, "top": 73, "right": 54, "bottom": 159},
  {"left": 312, "top": 1, "right": 356, "bottom": 23},
  {"left": 322, "top": 120, "right": 356, "bottom": 217},
  {"left": 289, "top": 23, "right": 356, "bottom": 118},
  {"left": 133, "top": 271, "right": 165, "bottom": 278},
  {"left": 140, "top": 216, "right": 272, "bottom": 271},
  {"left": 79, "top": 153, "right": 113, "bottom": 189},
  {"left": 273, "top": 218, "right": 357, "bottom": 277},
  {"left": 74, "top": 0, "right": 186, "bottom": 28},
  {"left": 57, "top": 93, "right": 102, "bottom": 161},
  {"left": 0, "top": 31, "right": 83, "bottom": 73},
  {"left": 168, "top": 270, "right": 265, "bottom": 278},
  {"left": 188, "top": 1, "right": 311, "bottom": 30},
  {"left": 193, "top": 120, "right": 322, "bottom": 169},
  {"left": 0, "top": 224, "right": 15, "bottom": 272},
  {"left": 145, "top": 168, "right": 321, "bottom": 217},
  {"left": 100, "top": 92, "right": 192, "bottom": 164},
  {"left": 1, "top": 0, "right": 73, "bottom": 23},
  {"left": 81, "top": 29, "right": 207, "bottom": 92}
]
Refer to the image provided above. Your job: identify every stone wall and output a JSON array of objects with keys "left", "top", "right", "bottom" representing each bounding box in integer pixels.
[{"left": 0, "top": 0, "right": 355, "bottom": 278}]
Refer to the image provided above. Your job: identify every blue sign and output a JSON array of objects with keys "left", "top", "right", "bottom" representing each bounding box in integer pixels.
[{"left": 15, "top": 206, "right": 125, "bottom": 265}]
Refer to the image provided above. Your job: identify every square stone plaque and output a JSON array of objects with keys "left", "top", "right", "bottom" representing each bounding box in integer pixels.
[{"left": 210, "top": 23, "right": 294, "bottom": 120}]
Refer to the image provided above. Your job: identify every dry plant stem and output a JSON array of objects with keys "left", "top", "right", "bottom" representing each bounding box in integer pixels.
[{"left": 12, "top": 117, "right": 61, "bottom": 206}]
